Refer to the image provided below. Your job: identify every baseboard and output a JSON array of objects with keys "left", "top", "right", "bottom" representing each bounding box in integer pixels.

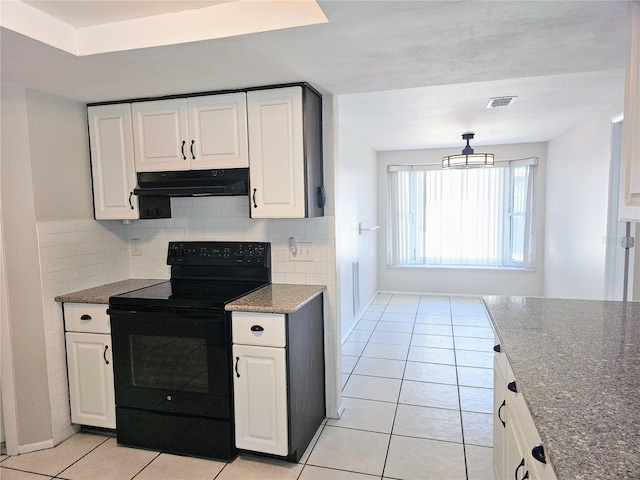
[{"left": 17, "top": 438, "right": 54, "bottom": 454}]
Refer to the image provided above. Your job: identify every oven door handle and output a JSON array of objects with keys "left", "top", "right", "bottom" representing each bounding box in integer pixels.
[{"left": 235, "top": 356, "right": 240, "bottom": 378}]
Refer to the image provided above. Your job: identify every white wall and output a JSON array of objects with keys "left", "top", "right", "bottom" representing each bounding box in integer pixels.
[
  {"left": 544, "top": 105, "right": 621, "bottom": 299},
  {"left": 26, "top": 90, "right": 93, "bottom": 222},
  {"left": 377, "top": 143, "right": 548, "bottom": 296},
  {"left": 335, "top": 124, "right": 378, "bottom": 342},
  {"left": 0, "top": 87, "right": 54, "bottom": 452}
]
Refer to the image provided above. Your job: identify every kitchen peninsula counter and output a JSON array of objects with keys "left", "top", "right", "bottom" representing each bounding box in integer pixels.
[
  {"left": 483, "top": 296, "right": 640, "bottom": 480},
  {"left": 225, "top": 284, "right": 326, "bottom": 314},
  {"left": 54, "top": 279, "right": 166, "bottom": 304}
]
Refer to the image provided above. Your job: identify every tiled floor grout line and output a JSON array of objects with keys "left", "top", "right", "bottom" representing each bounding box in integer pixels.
[
  {"left": 448, "top": 296, "right": 471, "bottom": 480},
  {"left": 379, "top": 299, "right": 414, "bottom": 480},
  {"left": 130, "top": 451, "right": 162, "bottom": 480}
]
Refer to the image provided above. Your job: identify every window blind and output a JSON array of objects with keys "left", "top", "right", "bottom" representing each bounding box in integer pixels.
[{"left": 388, "top": 158, "right": 536, "bottom": 268}]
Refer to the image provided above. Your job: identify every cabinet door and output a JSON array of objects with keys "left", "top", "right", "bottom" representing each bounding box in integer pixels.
[
  {"left": 87, "top": 104, "right": 139, "bottom": 220},
  {"left": 132, "top": 99, "right": 189, "bottom": 172},
  {"left": 65, "top": 332, "right": 115, "bottom": 429},
  {"left": 619, "top": 2, "right": 640, "bottom": 222},
  {"left": 187, "top": 93, "right": 249, "bottom": 169},
  {"left": 504, "top": 410, "right": 531, "bottom": 480},
  {"left": 247, "top": 87, "right": 305, "bottom": 218},
  {"left": 493, "top": 362, "right": 508, "bottom": 479},
  {"left": 233, "top": 344, "right": 288, "bottom": 456}
]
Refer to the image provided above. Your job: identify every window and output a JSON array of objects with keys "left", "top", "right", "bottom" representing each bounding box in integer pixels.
[{"left": 388, "top": 159, "right": 536, "bottom": 268}]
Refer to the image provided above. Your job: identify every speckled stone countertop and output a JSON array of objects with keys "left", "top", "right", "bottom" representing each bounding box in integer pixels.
[
  {"left": 54, "top": 279, "right": 166, "bottom": 304},
  {"left": 225, "top": 284, "right": 325, "bottom": 314},
  {"left": 483, "top": 296, "right": 640, "bottom": 480}
]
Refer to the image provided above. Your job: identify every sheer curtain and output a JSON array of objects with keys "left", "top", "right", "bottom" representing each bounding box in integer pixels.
[{"left": 388, "top": 160, "right": 535, "bottom": 268}]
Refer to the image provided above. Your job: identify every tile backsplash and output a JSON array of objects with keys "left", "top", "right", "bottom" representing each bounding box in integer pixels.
[{"left": 37, "top": 195, "right": 338, "bottom": 447}]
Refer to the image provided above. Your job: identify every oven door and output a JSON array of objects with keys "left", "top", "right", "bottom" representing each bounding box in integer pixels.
[{"left": 110, "top": 307, "right": 231, "bottom": 420}]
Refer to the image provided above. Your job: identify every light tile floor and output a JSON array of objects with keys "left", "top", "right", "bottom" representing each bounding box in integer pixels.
[{"left": 0, "top": 294, "right": 495, "bottom": 480}]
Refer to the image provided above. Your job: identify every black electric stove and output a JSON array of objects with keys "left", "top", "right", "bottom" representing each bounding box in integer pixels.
[{"left": 108, "top": 241, "right": 271, "bottom": 460}]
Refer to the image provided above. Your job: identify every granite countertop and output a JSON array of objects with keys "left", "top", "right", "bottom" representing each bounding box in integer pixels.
[
  {"left": 54, "top": 279, "right": 166, "bottom": 304},
  {"left": 482, "top": 296, "right": 640, "bottom": 480},
  {"left": 225, "top": 284, "right": 326, "bottom": 314}
]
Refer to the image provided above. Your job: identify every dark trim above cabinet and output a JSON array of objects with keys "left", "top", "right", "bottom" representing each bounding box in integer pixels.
[{"left": 86, "top": 82, "right": 322, "bottom": 108}]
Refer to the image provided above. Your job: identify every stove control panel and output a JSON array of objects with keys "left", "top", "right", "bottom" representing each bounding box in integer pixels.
[{"left": 167, "top": 241, "right": 270, "bottom": 266}]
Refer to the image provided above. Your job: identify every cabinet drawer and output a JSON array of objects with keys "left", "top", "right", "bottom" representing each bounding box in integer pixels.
[
  {"left": 232, "top": 312, "right": 286, "bottom": 347},
  {"left": 64, "top": 303, "right": 110, "bottom": 334}
]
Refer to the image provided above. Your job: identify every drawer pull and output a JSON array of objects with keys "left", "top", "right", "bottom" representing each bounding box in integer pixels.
[
  {"left": 80, "top": 314, "right": 92, "bottom": 321},
  {"left": 493, "top": 344, "right": 501, "bottom": 352},
  {"left": 250, "top": 325, "right": 264, "bottom": 332},
  {"left": 507, "top": 381, "right": 517, "bottom": 393},
  {"left": 531, "top": 444, "right": 546, "bottom": 464}
]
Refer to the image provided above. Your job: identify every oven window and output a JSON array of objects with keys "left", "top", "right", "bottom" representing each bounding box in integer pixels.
[{"left": 130, "top": 335, "right": 208, "bottom": 394}]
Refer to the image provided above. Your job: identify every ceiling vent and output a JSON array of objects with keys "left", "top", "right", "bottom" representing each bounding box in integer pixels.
[{"left": 486, "top": 96, "right": 517, "bottom": 108}]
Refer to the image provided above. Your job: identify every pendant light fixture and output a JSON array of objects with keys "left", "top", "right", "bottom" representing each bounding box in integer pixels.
[{"left": 442, "top": 133, "right": 494, "bottom": 168}]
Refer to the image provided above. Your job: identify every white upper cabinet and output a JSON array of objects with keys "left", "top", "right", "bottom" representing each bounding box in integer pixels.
[
  {"left": 620, "top": 2, "right": 640, "bottom": 222},
  {"left": 87, "top": 104, "right": 139, "bottom": 220},
  {"left": 132, "top": 99, "right": 189, "bottom": 172},
  {"left": 187, "top": 94, "right": 249, "bottom": 169},
  {"left": 247, "top": 85, "right": 324, "bottom": 219},
  {"left": 247, "top": 87, "right": 305, "bottom": 218},
  {"left": 132, "top": 93, "right": 248, "bottom": 172}
]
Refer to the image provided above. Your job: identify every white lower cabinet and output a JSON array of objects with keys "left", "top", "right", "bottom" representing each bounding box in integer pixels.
[
  {"left": 232, "top": 344, "right": 288, "bottom": 456},
  {"left": 63, "top": 303, "right": 116, "bottom": 429},
  {"left": 231, "top": 295, "right": 325, "bottom": 462},
  {"left": 65, "top": 332, "right": 116, "bottom": 429},
  {"left": 493, "top": 341, "right": 556, "bottom": 480}
]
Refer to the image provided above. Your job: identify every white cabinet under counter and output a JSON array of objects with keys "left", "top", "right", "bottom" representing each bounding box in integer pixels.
[
  {"left": 227, "top": 284, "right": 326, "bottom": 462},
  {"left": 484, "top": 296, "right": 640, "bottom": 480},
  {"left": 232, "top": 312, "right": 289, "bottom": 456},
  {"left": 63, "top": 303, "right": 115, "bottom": 429},
  {"left": 493, "top": 338, "right": 556, "bottom": 480}
]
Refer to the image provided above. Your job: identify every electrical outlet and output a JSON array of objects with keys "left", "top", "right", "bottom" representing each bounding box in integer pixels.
[
  {"left": 290, "top": 242, "right": 313, "bottom": 261},
  {"left": 131, "top": 239, "right": 142, "bottom": 256}
]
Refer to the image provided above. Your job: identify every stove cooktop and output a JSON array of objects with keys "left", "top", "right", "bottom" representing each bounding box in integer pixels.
[
  {"left": 109, "top": 280, "right": 267, "bottom": 310},
  {"left": 110, "top": 241, "right": 271, "bottom": 311}
]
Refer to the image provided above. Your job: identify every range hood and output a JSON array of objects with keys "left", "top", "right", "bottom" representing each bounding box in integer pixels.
[{"left": 134, "top": 168, "right": 249, "bottom": 197}]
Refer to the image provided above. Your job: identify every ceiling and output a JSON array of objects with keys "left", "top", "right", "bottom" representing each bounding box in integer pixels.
[{"left": 0, "top": 1, "right": 632, "bottom": 151}]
